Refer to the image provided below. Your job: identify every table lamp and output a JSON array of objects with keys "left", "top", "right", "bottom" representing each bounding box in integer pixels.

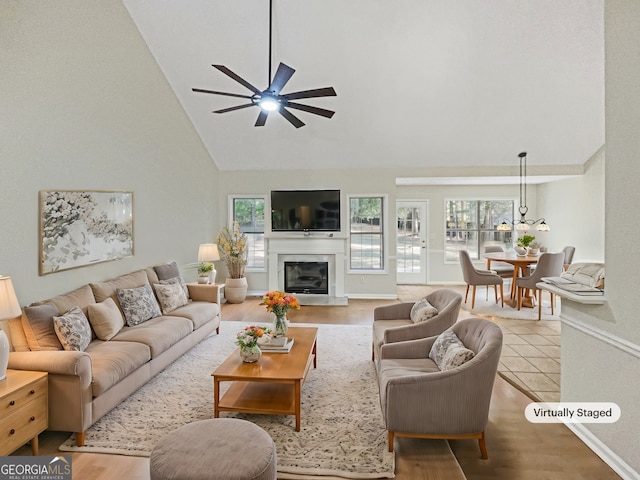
[
  {"left": 198, "top": 243, "right": 220, "bottom": 284},
  {"left": 0, "top": 276, "right": 22, "bottom": 381}
]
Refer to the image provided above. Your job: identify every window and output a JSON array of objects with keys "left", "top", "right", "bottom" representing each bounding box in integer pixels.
[
  {"left": 232, "top": 197, "right": 265, "bottom": 269},
  {"left": 445, "top": 199, "right": 514, "bottom": 261},
  {"left": 349, "top": 196, "right": 384, "bottom": 270}
]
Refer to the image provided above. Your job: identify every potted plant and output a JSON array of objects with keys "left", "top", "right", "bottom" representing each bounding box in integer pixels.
[
  {"left": 217, "top": 221, "right": 248, "bottom": 303},
  {"left": 528, "top": 240, "right": 542, "bottom": 256},
  {"left": 197, "top": 262, "right": 213, "bottom": 284},
  {"left": 515, "top": 234, "right": 536, "bottom": 256}
]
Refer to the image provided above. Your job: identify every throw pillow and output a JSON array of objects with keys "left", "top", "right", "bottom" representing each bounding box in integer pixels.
[
  {"left": 159, "top": 276, "right": 189, "bottom": 301},
  {"left": 21, "top": 302, "right": 63, "bottom": 351},
  {"left": 154, "top": 262, "right": 180, "bottom": 281},
  {"left": 117, "top": 283, "right": 162, "bottom": 327},
  {"left": 428, "top": 329, "right": 475, "bottom": 371},
  {"left": 154, "top": 282, "right": 189, "bottom": 314},
  {"left": 87, "top": 297, "right": 125, "bottom": 341},
  {"left": 53, "top": 306, "right": 92, "bottom": 352},
  {"left": 410, "top": 298, "right": 439, "bottom": 323}
]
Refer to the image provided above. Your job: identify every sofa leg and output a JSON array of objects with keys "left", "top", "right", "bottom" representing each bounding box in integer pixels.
[
  {"left": 216, "top": 326, "right": 220, "bottom": 334},
  {"left": 478, "top": 431, "right": 488, "bottom": 459},
  {"left": 76, "top": 431, "right": 86, "bottom": 447},
  {"left": 372, "top": 343, "right": 375, "bottom": 362},
  {"left": 388, "top": 431, "right": 395, "bottom": 452}
]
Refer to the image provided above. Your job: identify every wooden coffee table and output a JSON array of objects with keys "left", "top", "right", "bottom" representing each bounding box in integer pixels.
[{"left": 211, "top": 326, "right": 318, "bottom": 431}]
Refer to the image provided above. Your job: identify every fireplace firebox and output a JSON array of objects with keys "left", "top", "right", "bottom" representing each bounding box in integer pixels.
[{"left": 284, "top": 261, "right": 329, "bottom": 295}]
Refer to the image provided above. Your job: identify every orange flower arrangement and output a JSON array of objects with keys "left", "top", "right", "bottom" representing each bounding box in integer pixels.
[{"left": 260, "top": 290, "right": 300, "bottom": 318}]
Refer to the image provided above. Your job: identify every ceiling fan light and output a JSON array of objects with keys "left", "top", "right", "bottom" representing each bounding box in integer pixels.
[{"left": 259, "top": 96, "right": 279, "bottom": 111}]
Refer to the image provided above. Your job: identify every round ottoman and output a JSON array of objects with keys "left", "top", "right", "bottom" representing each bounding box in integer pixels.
[{"left": 150, "top": 418, "right": 277, "bottom": 480}]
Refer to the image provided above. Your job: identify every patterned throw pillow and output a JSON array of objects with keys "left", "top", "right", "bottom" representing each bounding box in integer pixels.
[
  {"left": 117, "top": 283, "right": 162, "bottom": 327},
  {"left": 428, "top": 329, "right": 475, "bottom": 371},
  {"left": 53, "top": 306, "right": 92, "bottom": 352},
  {"left": 159, "top": 276, "right": 189, "bottom": 302},
  {"left": 154, "top": 282, "right": 189, "bottom": 314},
  {"left": 410, "top": 298, "right": 439, "bottom": 323}
]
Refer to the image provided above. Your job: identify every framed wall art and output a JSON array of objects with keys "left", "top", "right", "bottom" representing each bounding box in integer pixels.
[{"left": 39, "top": 190, "right": 134, "bottom": 275}]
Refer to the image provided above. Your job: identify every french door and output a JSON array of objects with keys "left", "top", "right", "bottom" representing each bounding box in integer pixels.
[{"left": 396, "top": 201, "right": 428, "bottom": 284}]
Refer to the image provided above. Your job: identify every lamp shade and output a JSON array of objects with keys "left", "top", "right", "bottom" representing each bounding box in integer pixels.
[
  {"left": 198, "top": 244, "right": 220, "bottom": 262},
  {"left": 0, "top": 276, "right": 21, "bottom": 321}
]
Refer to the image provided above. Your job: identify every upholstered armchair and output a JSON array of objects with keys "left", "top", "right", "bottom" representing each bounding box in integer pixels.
[
  {"left": 372, "top": 289, "right": 462, "bottom": 362},
  {"left": 377, "top": 317, "right": 503, "bottom": 458}
]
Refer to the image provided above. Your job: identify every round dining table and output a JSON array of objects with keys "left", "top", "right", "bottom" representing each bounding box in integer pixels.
[{"left": 484, "top": 251, "right": 540, "bottom": 307}]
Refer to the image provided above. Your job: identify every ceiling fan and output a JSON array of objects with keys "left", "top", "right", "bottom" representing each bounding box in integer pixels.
[{"left": 192, "top": 0, "right": 336, "bottom": 128}]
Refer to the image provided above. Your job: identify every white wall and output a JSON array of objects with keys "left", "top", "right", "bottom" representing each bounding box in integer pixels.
[
  {"left": 1, "top": 1, "right": 218, "bottom": 305},
  {"left": 559, "top": 2, "right": 640, "bottom": 477}
]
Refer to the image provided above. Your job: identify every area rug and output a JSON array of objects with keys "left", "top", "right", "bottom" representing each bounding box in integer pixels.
[
  {"left": 59, "top": 322, "right": 395, "bottom": 479},
  {"left": 461, "top": 291, "right": 561, "bottom": 321}
]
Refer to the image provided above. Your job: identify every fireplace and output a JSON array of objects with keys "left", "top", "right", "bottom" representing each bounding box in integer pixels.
[{"left": 284, "top": 261, "right": 329, "bottom": 295}]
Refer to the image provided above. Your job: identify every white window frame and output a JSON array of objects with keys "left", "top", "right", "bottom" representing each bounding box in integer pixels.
[
  {"left": 228, "top": 194, "right": 267, "bottom": 272},
  {"left": 347, "top": 194, "right": 388, "bottom": 274}
]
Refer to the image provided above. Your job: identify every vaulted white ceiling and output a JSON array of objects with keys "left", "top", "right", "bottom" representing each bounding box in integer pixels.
[{"left": 123, "top": 0, "right": 604, "bottom": 173}]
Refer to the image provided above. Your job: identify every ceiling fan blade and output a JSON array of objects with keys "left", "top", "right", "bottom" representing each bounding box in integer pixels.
[
  {"left": 192, "top": 88, "right": 254, "bottom": 100},
  {"left": 268, "top": 63, "right": 295, "bottom": 95},
  {"left": 283, "top": 87, "right": 337, "bottom": 101},
  {"left": 214, "top": 103, "right": 257, "bottom": 114},
  {"left": 212, "top": 65, "right": 262, "bottom": 94},
  {"left": 255, "top": 110, "right": 269, "bottom": 127},
  {"left": 285, "top": 102, "right": 335, "bottom": 119},
  {"left": 279, "top": 107, "right": 305, "bottom": 128}
]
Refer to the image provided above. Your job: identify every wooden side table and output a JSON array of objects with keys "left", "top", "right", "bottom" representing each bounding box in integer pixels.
[{"left": 0, "top": 370, "right": 48, "bottom": 455}]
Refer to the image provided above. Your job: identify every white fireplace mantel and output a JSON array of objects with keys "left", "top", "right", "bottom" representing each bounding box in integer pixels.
[{"left": 267, "top": 237, "right": 346, "bottom": 303}]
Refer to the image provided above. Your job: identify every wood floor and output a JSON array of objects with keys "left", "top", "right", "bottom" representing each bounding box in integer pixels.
[{"left": 16, "top": 295, "right": 621, "bottom": 480}]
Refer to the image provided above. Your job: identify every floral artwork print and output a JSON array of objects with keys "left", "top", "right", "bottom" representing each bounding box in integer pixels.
[{"left": 40, "top": 190, "right": 133, "bottom": 275}]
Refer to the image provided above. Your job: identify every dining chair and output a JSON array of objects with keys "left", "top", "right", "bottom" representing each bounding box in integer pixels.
[
  {"left": 483, "top": 245, "right": 515, "bottom": 295},
  {"left": 562, "top": 246, "right": 576, "bottom": 270},
  {"left": 459, "top": 250, "right": 504, "bottom": 309},
  {"left": 515, "top": 252, "right": 565, "bottom": 319}
]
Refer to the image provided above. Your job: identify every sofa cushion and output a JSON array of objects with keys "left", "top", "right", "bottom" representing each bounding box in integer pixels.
[
  {"left": 53, "top": 306, "right": 92, "bottom": 352},
  {"left": 48, "top": 284, "right": 96, "bottom": 317},
  {"left": 87, "top": 297, "right": 125, "bottom": 341},
  {"left": 428, "top": 329, "right": 475, "bottom": 371},
  {"left": 154, "top": 282, "right": 188, "bottom": 314},
  {"left": 8, "top": 317, "right": 31, "bottom": 352},
  {"left": 154, "top": 261, "right": 180, "bottom": 281},
  {"left": 159, "top": 276, "right": 190, "bottom": 301},
  {"left": 22, "top": 303, "right": 63, "bottom": 351},
  {"left": 90, "top": 269, "right": 149, "bottom": 309},
  {"left": 169, "top": 301, "right": 219, "bottom": 330},
  {"left": 110, "top": 316, "right": 193, "bottom": 358},
  {"left": 117, "top": 283, "right": 162, "bottom": 327},
  {"left": 85, "top": 340, "right": 151, "bottom": 397},
  {"left": 410, "top": 298, "right": 439, "bottom": 323}
]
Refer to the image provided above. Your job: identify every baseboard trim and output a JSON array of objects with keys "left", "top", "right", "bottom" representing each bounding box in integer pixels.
[
  {"left": 346, "top": 293, "right": 398, "bottom": 300},
  {"left": 566, "top": 423, "right": 639, "bottom": 480}
]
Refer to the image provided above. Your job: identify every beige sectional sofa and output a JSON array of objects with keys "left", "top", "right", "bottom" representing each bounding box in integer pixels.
[{"left": 4, "top": 263, "right": 220, "bottom": 447}]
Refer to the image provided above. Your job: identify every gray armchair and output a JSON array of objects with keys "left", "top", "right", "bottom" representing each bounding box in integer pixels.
[
  {"left": 378, "top": 317, "right": 503, "bottom": 458},
  {"left": 459, "top": 250, "right": 504, "bottom": 309},
  {"left": 372, "top": 288, "right": 462, "bottom": 362},
  {"left": 515, "top": 251, "right": 565, "bottom": 319}
]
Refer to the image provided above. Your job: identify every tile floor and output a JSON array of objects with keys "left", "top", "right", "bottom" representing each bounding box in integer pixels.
[{"left": 397, "top": 285, "right": 561, "bottom": 402}]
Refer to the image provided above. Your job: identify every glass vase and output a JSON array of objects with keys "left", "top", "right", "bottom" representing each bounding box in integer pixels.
[
  {"left": 272, "top": 313, "right": 288, "bottom": 337},
  {"left": 239, "top": 344, "right": 261, "bottom": 363}
]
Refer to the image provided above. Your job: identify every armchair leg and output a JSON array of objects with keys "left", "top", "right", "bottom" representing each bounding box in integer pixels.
[
  {"left": 388, "top": 431, "right": 395, "bottom": 452},
  {"left": 538, "top": 289, "right": 543, "bottom": 320},
  {"left": 76, "top": 431, "right": 86, "bottom": 447},
  {"left": 464, "top": 285, "right": 470, "bottom": 303},
  {"left": 478, "top": 431, "right": 488, "bottom": 459},
  {"left": 471, "top": 286, "right": 477, "bottom": 309},
  {"left": 499, "top": 284, "right": 504, "bottom": 307}
]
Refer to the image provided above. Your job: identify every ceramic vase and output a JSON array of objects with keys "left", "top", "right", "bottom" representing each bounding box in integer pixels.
[
  {"left": 239, "top": 344, "right": 261, "bottom": 363},
  {"left": 224, "top": 277, "right": 248, "bottom": 303}
]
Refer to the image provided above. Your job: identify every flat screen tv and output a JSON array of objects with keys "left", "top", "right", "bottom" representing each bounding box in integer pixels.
[{"left": 271, "top": 190, "right": 341, "bottom": 232}]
